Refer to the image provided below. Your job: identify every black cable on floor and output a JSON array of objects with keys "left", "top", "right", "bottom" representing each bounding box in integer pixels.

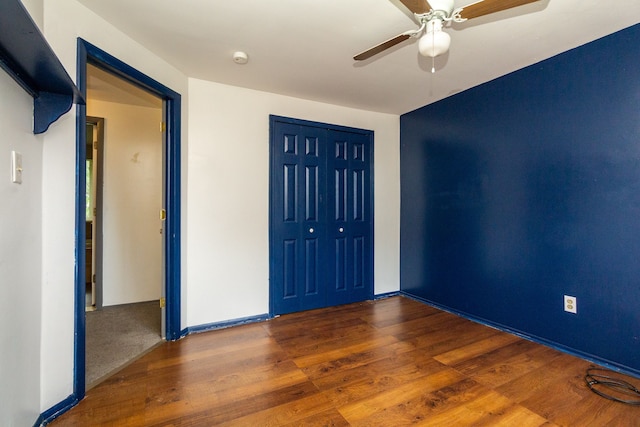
[{"left": 584, "top": 367, "right": 640, "bottom": 406}]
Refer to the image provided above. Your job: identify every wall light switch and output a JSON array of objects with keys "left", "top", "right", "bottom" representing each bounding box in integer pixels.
[{"left": 11, "top": 151, "right": 23, "bottom": 184}]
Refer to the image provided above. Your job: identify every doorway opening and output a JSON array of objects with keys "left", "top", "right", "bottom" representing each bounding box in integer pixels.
[
  {"left": 75, "top": 38, "right": 182, "bottom": 399},
  {"left": 83, "top": 65, "right": 165, "bottom": 386}
]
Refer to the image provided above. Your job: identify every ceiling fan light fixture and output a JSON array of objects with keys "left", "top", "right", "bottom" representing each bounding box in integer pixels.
[
  {"left": 418, "top": 20, "right": 450, "bottom": 58},
  {"left": 353, "top": 0, "right": 543, "bottom": 65}
]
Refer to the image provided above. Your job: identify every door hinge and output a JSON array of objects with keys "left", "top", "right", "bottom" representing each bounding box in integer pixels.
[
  {"left": 93, "top": 140, "right": 98, "bottom": 150},
  {"left": 161, "top": 122, "right": 166, "bottom": 132},
  {"left": 92, "top": 274, "right": 96, "bottom": 283},
  {"left": 160, "top": 208, "right": 166, "bottom": 220},
  {"left": 159, "top": 297, "right": 166, "bottom": 308}
]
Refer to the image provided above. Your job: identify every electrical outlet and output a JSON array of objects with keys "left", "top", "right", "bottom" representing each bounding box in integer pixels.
[{"left": 564, "top": 295, "right": 577, "bottom": 314}]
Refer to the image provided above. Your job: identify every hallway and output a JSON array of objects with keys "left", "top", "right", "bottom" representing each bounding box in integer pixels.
[{"left": 85, "top": 301, "right": 162, "bottom": 387}]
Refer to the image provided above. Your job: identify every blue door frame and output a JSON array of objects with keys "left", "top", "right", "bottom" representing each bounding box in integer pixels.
[{"left": 74, "top": 39, "right": 182, "bottom": 399}]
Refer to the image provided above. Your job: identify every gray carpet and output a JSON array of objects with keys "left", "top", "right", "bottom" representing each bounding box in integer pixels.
[{"left": 85, "top": 300, "right": 162, "bottom": 388}]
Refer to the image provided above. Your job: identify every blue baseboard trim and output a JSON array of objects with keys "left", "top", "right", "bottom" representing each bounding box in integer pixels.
[
  {"left": 35, "top": 394, "right": 79, "bottom": 426},
  {"left": 184, "top": 313, "right": 272, "bottom": 335},
  {"left": 374, "top": 291, "right": 400, "bottom": 300},
  {"left": 400, "top": 292, "right": 640, "bottom": 379}
]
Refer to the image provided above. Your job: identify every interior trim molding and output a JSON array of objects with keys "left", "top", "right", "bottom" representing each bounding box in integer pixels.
[
  {"left": 34, "top": 394, "right": 79, "bottom": 427},
  {"left": 184, "top": 314, "right": 273, "bottom": 336}
]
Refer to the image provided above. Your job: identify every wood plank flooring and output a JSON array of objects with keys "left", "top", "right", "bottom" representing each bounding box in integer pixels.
[{"left": 51, "top": 296, "right": 639, "bottom": 426}]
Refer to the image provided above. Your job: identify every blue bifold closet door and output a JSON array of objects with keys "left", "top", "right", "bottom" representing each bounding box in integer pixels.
[{"left": 270, "top": 116, "right": 373, "bottom": 315}]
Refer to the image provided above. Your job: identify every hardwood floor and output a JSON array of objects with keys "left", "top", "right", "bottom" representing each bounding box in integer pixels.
[{"left": 51, "top": 296, "right": 639, "bottom": 426}]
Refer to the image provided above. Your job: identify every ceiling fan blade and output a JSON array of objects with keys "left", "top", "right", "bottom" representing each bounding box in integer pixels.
[
  {"left": 458, "top": 0, "right": 540, "bottom": 20},
  {"left": 354, "top": 33, "right": 412, "bottom": 61},
  {"left": 398, "top": 0, "right": 433, "bottom": 15}
]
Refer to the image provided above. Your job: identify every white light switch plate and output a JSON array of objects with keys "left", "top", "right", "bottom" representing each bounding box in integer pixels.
[{"left": 11, "top": 151, "right": 22, "bottom": 184}]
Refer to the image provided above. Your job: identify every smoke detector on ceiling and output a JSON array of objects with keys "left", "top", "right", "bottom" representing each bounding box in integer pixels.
[{"left": 233, "top": 51, "right": 249, "bottom": 64}]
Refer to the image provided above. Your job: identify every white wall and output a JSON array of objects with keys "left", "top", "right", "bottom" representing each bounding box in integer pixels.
[
  {"left": 0, "top": 70, "right": 43, "bottom": 426},
  {"left": 40, "top": 0, "right": 189, "bottom": 412},
  {"left": 21, "top": 0, "right": 43, "bottom": 29},
  {"left": 88, "top": 99, "right": 163, "bottom": 306},
  {"left": 31, "top": 0, "right": 399, "bottom": 416},
  {"left": 186, "top": 78, "right": 400, "bottom": 327}
]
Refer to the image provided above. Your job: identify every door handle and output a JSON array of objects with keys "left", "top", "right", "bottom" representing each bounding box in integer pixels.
[
  {"left": 309, "top": 228, "right": 314, "bottom": 233},
  {"left": 339, "top": 227, "right": 344, "bottom": 233}
]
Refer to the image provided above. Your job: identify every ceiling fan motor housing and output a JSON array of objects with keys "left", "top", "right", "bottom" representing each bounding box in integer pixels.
[{"left": 427, "top": 0, "right": 455, "bottom": 15}]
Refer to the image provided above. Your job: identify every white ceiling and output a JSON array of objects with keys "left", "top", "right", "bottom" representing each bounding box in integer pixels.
[
  {"left": 77, "top": 0, "right": 640, "bottom": 115},
  {"left": 87, "top": 64, "right": 162, "bottom": 109}
]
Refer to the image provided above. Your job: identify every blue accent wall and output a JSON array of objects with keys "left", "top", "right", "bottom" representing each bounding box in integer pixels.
[{"left": 400, "top": 24, "right": 640, "bottom": 374}]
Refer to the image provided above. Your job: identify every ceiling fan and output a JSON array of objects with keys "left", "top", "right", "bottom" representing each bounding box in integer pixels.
[{"left": 354, "top": 0, "right": 541, "bottom": 62}]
